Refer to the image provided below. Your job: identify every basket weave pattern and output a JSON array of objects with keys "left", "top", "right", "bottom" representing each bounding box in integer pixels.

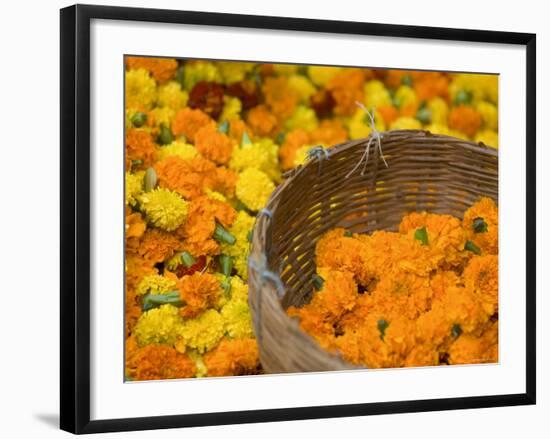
[{"left": 248, "top": 130, "right": 498, "bottom": 373}]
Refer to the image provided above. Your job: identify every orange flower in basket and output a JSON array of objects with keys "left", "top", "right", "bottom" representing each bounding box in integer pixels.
[{"left": 203, "top": 338, "right": 260, "bottom": 376}]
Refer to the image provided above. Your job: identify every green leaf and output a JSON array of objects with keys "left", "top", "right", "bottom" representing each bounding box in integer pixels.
[
  {"left": 131, "top": 159, "right": 143, "bottom": 167},
  {"left": 465, "top": 240, "right": 481, "bottom": 255},
  {"left": 377, "top": 319, "right": 389, "bottom": 340},
  {"left": 241, "top": 131, "right": 252, "bottom": 147},
  {"left": 219, "top": 254, "right": 234, "bottom": 277},
  {"left": 312, "top": 274, "right": 324, "bottom": 291},
  {"left": 220, "top": 277, "right": 232, "bottom": 299},
  {"left": 142, "top": 291, "right": 186, "bottom": 311},
  {"left": 158, "top": 125, "right": 174, "bottom": 145},
  {"left": 247, "top": 230, "right": 253, "bottom": 243},
  {"left": 131, "top": 112, "right": 147, "bottom": 128},
  {"left": 180, "top": 251, "right": 196, "bottom": 268},
  {"left": 175, "top": 65, "right": 185, "bottom": 88},
  {"left": 218, "top": 120, "right": 229, "bottom": 134},
  {"left": 414, "top": 227, "right": 429, "bottom": 246},
  {"left": 213, "top": 222, "right": 236, "bottom": 245},
  {"left": 343, "top": 230, "right": 353, "bottom": 237},
  {"left": 143, "top": 167, "right": 157, "bottom": 192},
  {"left": 416, "top": 107, "right": 432, "bottom": 124},
  {"left": 401, "top": 74, "right": 413, "bottom": 87},
  {"left": 276, "top": 132, "right": 286, "bottom": 144},
  {"left": 454, "top": 89, "right": 473, "bottom": 106},
  {"left": 451, "top": 324, "right": 462, "bottom": 338},
  {"left": 472, "top": 217, "right": 488, "bottom": 233}
]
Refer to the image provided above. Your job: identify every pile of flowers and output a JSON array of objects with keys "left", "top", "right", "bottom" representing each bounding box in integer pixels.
[
  {"left": 288, "top": 198, "right": 498, "bottom": 367},
  {"left": 124, "top": 56, "right": 499, "bottom": 380}
]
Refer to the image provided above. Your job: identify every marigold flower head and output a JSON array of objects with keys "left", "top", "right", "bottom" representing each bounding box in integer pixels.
[
  {"left": 236, "top": 168, "right": 275, "bottom": 212},
  {"left": 347, "top": 108, "right": 386, "bottom": 140},
  {"left": 279, "top": 128, "right": 311, "bottom": 170},
  {"left": 221, "top": 298, "right": 254, "bottom": 339},
  {"left": 229, "top": 138, "right": 280, "bottom": 182},
  {"left": 127, "top": 228, "right": 181, "bottom": 266},
  {"left": 126, "top": 128, "right": 158, "bottom": 169},
  {"left": 426, "top": 97, "right": 449, "bottom": 125},
  {"left": 216, "top": 61, "right": 255, "bottom": 84},
  {"left": 475, "top": 101, "right": 498, "bottom": 131},
  {"left": 363, "top": 80, "right": 392, "bottom": 109},
  {"left": 448, "top": 105, "right": 482, "bottom": 138},
  {"left": 180, "top": 309, "right": 225, "bottom": 353},
  {"left": 220, "top": 96, "right": 242, "bottom": 121},
  {"left": 287, "top": 74, "right": 317, "bottom": 103},
  {"left": 412, "top": 72, "right": 449, "bottom": 101},
  {"left": 157, "top": 140, "right": 199, "bottom": 161},
  {"left": 262, "top": 76, "right": 298, "bottom": 120},
  {"left": 177, "top": 272, "right": 222, "bottom": 318},
  {"left": 171, "top": 107, "right": 213, "bottom": 143},
  {"left": 157, "top": 80, "right": 189, "bottom": 110},
  {"left": 474, "top": 129, "right": 498, "bottom": 149},
  {"left": 307, "top": 65, "right": 342, "bottom": 86},
  {"left": 149, "top": 106, "right": 176, "bottom": 128},
  {"left": 126, "top": 171, "right": 144, "bottom": 206},
  {"left": 284, "top": 105, "right": 319, "bottom": 132},
  {"left": 219, "top": 211, "right": 255, "bottom": 279},
  {"left": 138, "top": 188, "right": 189, "bottom": 232},
  {"left": 389, "top": 116, "right": 422, "bottom": 131},
  {"left": 133, "top": 304, "right": 185, "bottom": 347},
  {"left": 136, "top": 274, "right": 177, "bottom": 296},
  {"left": 448, "top": 323, "right": 498, "bottom": 365},
  {"left": 326, "top": 68, "right": 366, "bottom": 116},
  {"left": 181, "top": 61, "right": 222, "bottom": 91},
  {"left": 203, "top": 338, "right": 259, "bottom": 376},
  {"left": 194, "top": 124, "right": 235, "bottom": 165},
  {"left": 125, "top": 68, "right": 157, "bottom": 110},
  {"left": 126, "top": 57, "right": 178, "bottom": 84},
  {"left": 463, "top": 255, "right": 498, "bottom": 315},
  {"left": 246, "top": 104, "right": 279, "bottom": 138},
  {"left": 226, "top": 80, "right": 261, "bottom": 111},
  {"left": 188, "top": 81, "right": 225, "bottom": 119},
  {"left": 310, "top": 119, "right": 348, "bottom": 147},
  {"left": 463, "top": 197, "right": 498, "bottom": 255},
  {"left": 125, "top": 209, "right": 147, "bottom": 240}
]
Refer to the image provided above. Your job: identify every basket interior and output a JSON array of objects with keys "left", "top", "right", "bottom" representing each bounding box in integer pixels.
[{"left": 262, "top": 131, "right": 498, "bottom": 309}]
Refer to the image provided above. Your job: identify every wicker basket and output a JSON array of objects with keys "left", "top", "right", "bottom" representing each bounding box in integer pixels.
[{"left": 248, "top": 129, "right": 498, "bottom": 374}]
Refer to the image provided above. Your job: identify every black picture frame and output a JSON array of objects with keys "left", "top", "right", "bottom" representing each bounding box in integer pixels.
[{"left": 60, "top": 4, "right": 536, "bottom": 434}]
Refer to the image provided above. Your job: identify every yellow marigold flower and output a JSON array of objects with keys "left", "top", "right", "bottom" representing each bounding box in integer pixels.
[
  {"left": 126, "top": 171, "right": 144, "bottom": 206},
  {"left": 425, "top": 123, "right": 450, "bottom": 136},
  {"left": 182, "top": 61, "right": 222, "bottom": 91},
  {"left": 363, "top": 80, "right": 392, "bottom": 109},
  {"left": 292, "top": 144, "right": 318, "bottom": 167},
  {"left": 157, "top": 141, "right": 199, "bottom": 161},
  {"left": 139, "top": 188, "right": 189, "bottom": 231},
  {"left": 474, "top": 129, "right": 498, "bottom": 148},
  {"left": 235, "top": 168, "right": 275, "bottom": 211},
  {"left": 216, "top": 61, "right": 255, "bottom": 84},
  {"left": 273, "top": 64, "right": 299, "bottom": 76},
  {"left": 157, "top": 81, "right": 189, "bottom": 111},
  {"left": 475, "top": 101, "right": 498, "bottom": 131},
  {"left": 390, "top": 116, "right": 422, "bottom": 130},
  {"left": 126, "top": 68, "right": 157, "bottom": 110},
  {"left": 288, "top": 74, "right": 317, "bottom": 103},
  {"left": 180, "top": 309, "right": 225, "bottom": 353},
  {"left": 449, "top": 73, "right": 497, "bottom": 104},
  {"left": 222, "top": 299, "right": 254, "bottom": 339},
  {"left": 307, "top": 65, "right": 342, "bottom": 86},
  {"left": 133, "top": 304, "right": 184, "bottom": 347},
  {"left": 220, "top": 96, "right": 242, "bottom": 121},
  {"left": 347, "top": 108, "right": 386, "bottom": 140},
  {"left": 229, "top": 275, "right": 249, "bottom": 302},
  {"left": 221, "top": 211, "right": 255, "bottom": 279},
  {"left": 136, "top": 274, "right": 177, "bottom": 296},
  {"left": 394, "top": 85, "right": 418, "bottom": 109},
  {"left": 427, "top": 97, "right": 449, "bottom": 125},
  {"left": 229, "top": 138, "right": 280, "bottom": 182},
  {"left": 149, "top": 106, "right": 175, "bottom": 128},
  {"left": 284, "top": 105, "right": 319, "bottom": 132}
]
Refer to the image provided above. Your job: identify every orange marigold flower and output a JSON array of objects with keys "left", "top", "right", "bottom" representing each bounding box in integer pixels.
[
  {"left": 448, "top": 322, "right": 498, "bottom": 365},
  {"left": 126, "top": 56, "right": 179, "bottom": 84},
  {"left": 203, "top": 338, "right": 260, "bottom": 376},
  {"left": 125, "top": 128, "right": 158, "bottom": 169},
  {"left": 413, "top": 72, "right": 450, "bottom": 101},
  {"left": 448, "top": 104, "right": 482, "bottom": 138},
  {"left": 126, "top": 229, "right": 181, "bottom": 266},
  {"left": 326, "top": 68, "right": 366, "bottom": 116},
  {"left": 463, "top": 255, "right": 498, "bottom": 315},
  {"left": 126, "top": 341, "right": 196, "bottom": 380},
  {"left": 279, "top": 128, "right": 311, "bottom": 170},
  {"left": 125, "top": 254, "right": 157, "bottom": 291},
  {"left": 194, "top": 124, "right": 235, "bottom": 165},
  {"left": 177, "top": 272, "right": 222, "bottom": 318},
  {"left": 310, "top": 119, "right": 348, "bottom": 146},
  {"left": 155, "top": 155, "right": 234, "bottom": 200},
  {"left": 125, "top": 287, "right": 142, "bottom": 337},
  {"left": 228, "top": 119, "right": 253, "bottom": 144},
  {"left": 377, "top": 104, "right": 399, "bottom": 126},
  {"left": 462, "top": 197, "right": 498, "bottom": 255},
  {"left": 246, "top": 104, "right": 279, "bottom": 138},
  {"left": 383, "top": 69, "right": 410, "bottom": 89},
  {"left": 262, "top": 76, "right": 298, "bottom": 120},
  {"left": 171, "top": 108, "right": 213, "bottom": 143},
  {"left": 176, "top": 195, "right": 236, "bottom": 258},
  {"left": 125, "top": 207, "right": 146, "bottom": 240}
]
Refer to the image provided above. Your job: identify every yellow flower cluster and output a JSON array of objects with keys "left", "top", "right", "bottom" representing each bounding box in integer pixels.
[{"left": 125, "top": 57, "right": 499, "bottom": 380}]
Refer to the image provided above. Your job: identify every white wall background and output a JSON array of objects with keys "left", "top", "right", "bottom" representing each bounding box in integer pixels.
[{"left": 0, "top": 0, "right": 546, "bottom": 437}]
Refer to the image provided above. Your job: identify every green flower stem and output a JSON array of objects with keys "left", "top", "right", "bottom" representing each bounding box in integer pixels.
[
  {"left": 312, "top": 273, "right": 324, "bottom": 291},
  {"left": 472, "top": 217, "right": 488, "bottom": 233},
  {"left": 158, "top": 125, "right": 174, "bottom": 145},
  {"left": 142, "top": 291, "right": 186, "bottom": 311},
  {"left": 377, "top": 319, "right": 389, "bottom": 340},
  {"left": 213, "top": 223, "right": 236, "bottom": 245},
  {"left": 219, "top": 254, "right": 234, "bottom": 277},
  {"left": 465, "top": 240, "right": 481, "bottom": 255},
  {"left": 220, "top": 277, "right": 232, "bottom": 299},
  {"left": 180, "top": 251, "right": 196, "bottom": 268}
]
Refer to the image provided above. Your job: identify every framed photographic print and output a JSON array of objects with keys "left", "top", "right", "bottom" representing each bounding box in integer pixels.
[{"left": 60, "top": 4, "right": 536, "bottom": 434}]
